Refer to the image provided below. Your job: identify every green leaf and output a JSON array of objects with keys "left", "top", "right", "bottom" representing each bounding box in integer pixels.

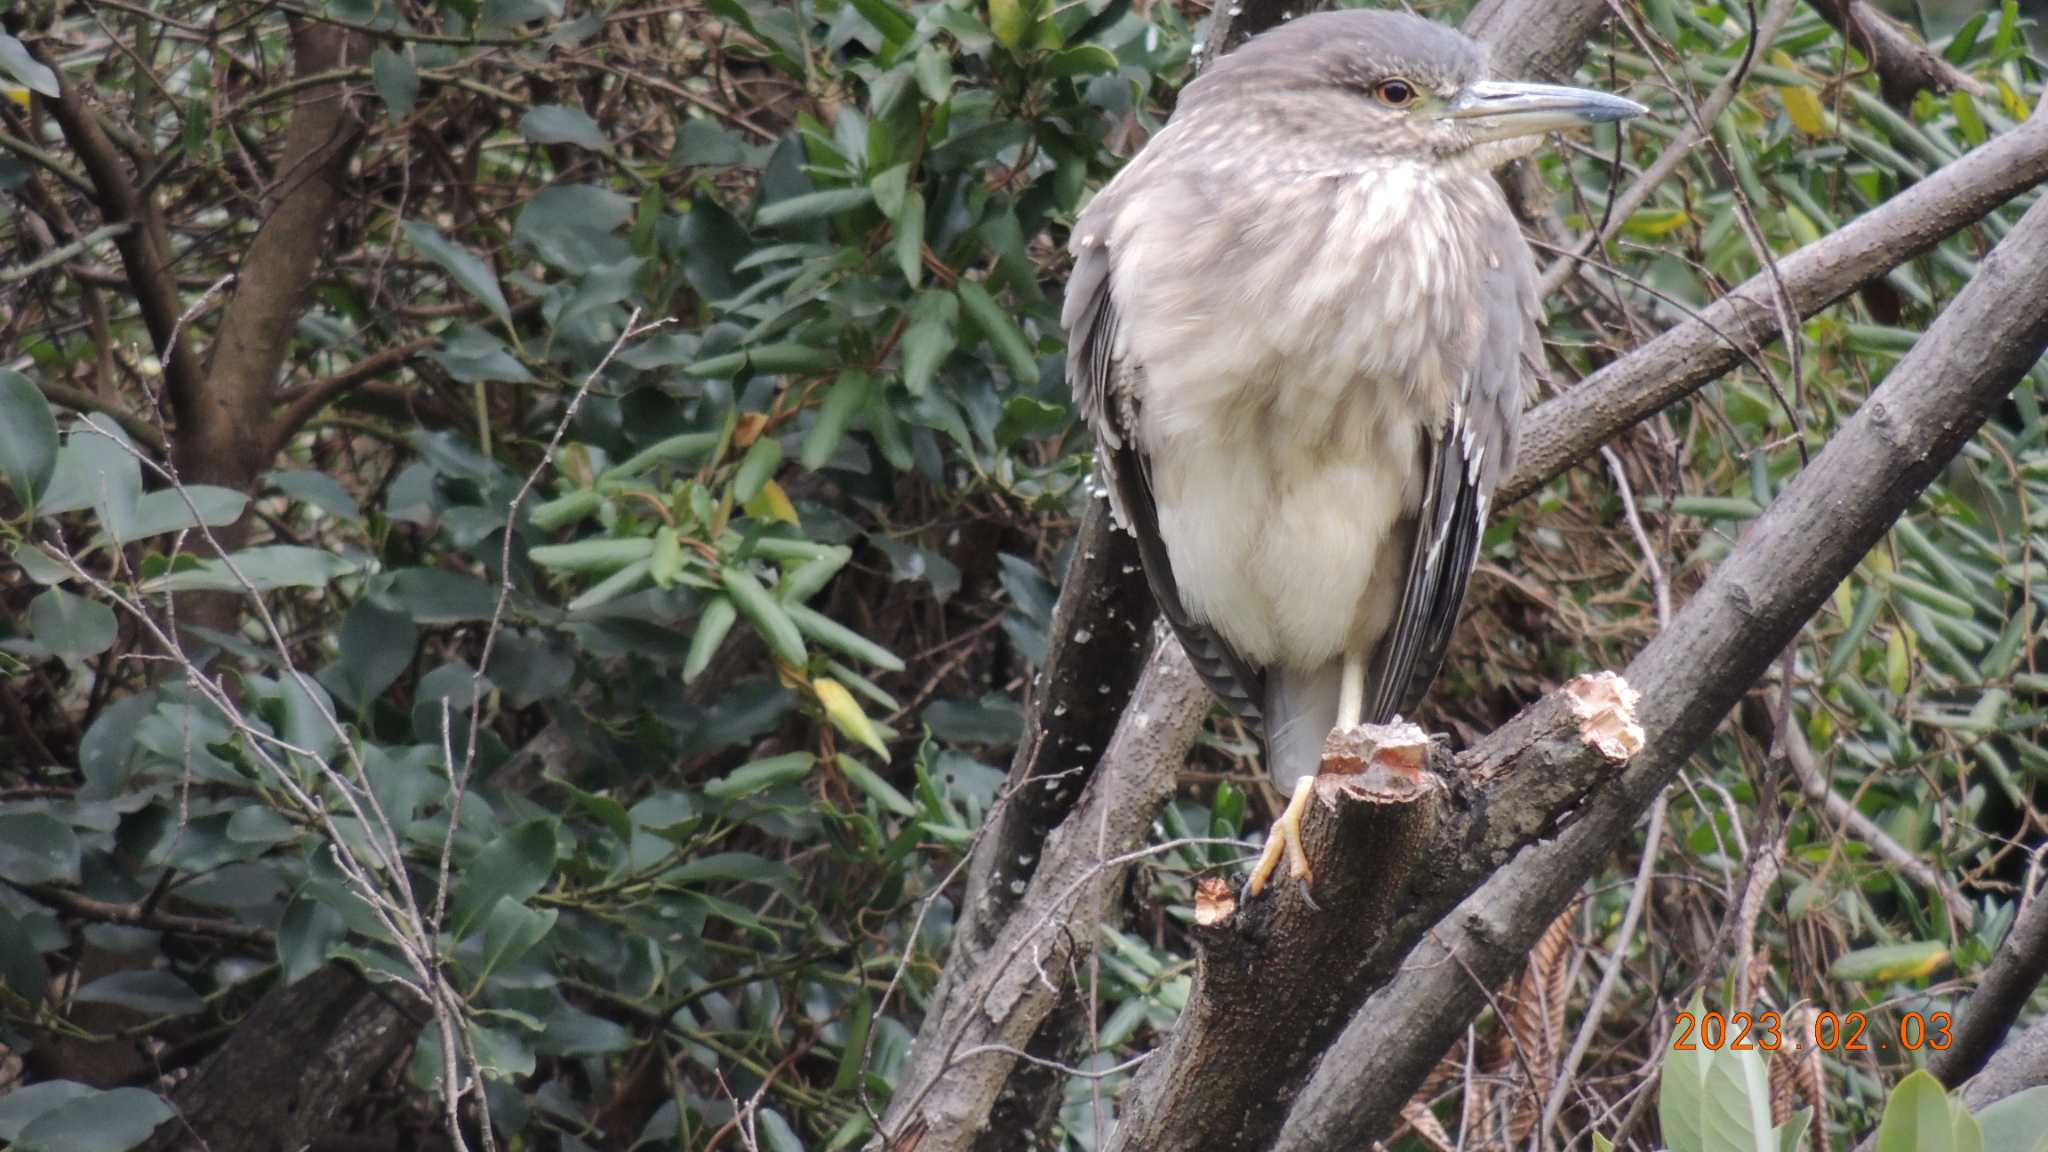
[
  {"left": 914, "top": 45, "right": 953, "bottom": 103},
  {"left": 520, "top": 104, "right": 607, "bottom": 150},
  {"left": 401, "top": 220, "right": 512, "bottom": 326},
  {"left": 73, "top": 971, "right": 204, "bottom": 1017},
  {"left": 0, "top": 1082, "right": 99, "bottom": 1142},
  {"left": 1974, "top": 1085, "right": 2048, "bottom": 1152},
  {"left": 473, "top": 896, "right": 558, "bottom": 986},
  {"left": 0, "top": 34, "right": 58, "bottom": 98},
  {"left": 756, "top": 187, "right": 875, "bottom": 229},
  {"left": 704, "top": 752, "right": 816, "bottom": 800},
  {"left": 0, "top": 904, "right": 47, "bottom": 1009},
  {"left": 529, "top": 537, "right": 655, "bottom": 574},
  {"left": 331, "top": 599, "right": 418, "bottom": 714},
  {"left": 0, "top": 812, "right": 80, "bottom": 884},
  {"left": 373, "top": 568, "right": 500, "bottom": 623},
  {"left": 38, "top": 417, "right": 140, "bottom": 528},
  {"left": 143, "top": 546, "right": 358, "bottom": 593},
  {"left": 686, "top": 596, "right": 739, "bottom": 683},
  {"left": 1878, "top": 1070, "right": 1957, "bottom": 1152},
  {"left": 1830, "top": 940, "right": 1949, "bottom": 983},
  {"left": 446, "top": 819, "right": 559, "bottom": 938},
  {"left": 1699, "top": 1044, "right": 1774, "bottom": 1152},
  {"left": 802, "top": 372, "right": 872, "bottom": 471},
  {"left": 514, "top": 184, "right": 634, "bottom": 273},
  {"left": 277, "top": 892, "right": 346, "bottom": 984},
  {"left": 786, "top": 602, "right": 905, "bottom": 671},
  {"left": 371, "top": 47, "right": 418, "bottom": 123},
  {"left": 722, "top": 564, "right": 809, "bottom": 666},
  {"left": 838, "top": 753, "right": 916, "bottom": 815},
  {"left": 989, "top": 0, "right": 1033, "bottom": 52},
  {"left": 115, "top": 485, "right": 248, "bottom": 542},
  {"left": 430, "top": 325, "right": 534, "bottom": 384},
  {"left": 264, "top": 469, "right": 361, "bottom": 520},
  {"left": 1041, "top": 43, "right": 1118, "bottom": 78},
  {"left": 894, "top": 189, "right": 927, "bottom": 286},
  {"left": 1660, "top": 996, "right": 1716, "bottom": 1152},
  {"left": 14, "top": 1088, "right": 172, "bottom": 1152},
  {"left": 900, "top": 290, "right": 955, "bottom": 396},
  {"left": 0, "top": 368, "right": 59, "bottom": 505},
  {"left": 848, "top": 0, "right": 915, "bottom": 46},
  {"left": 735, "top": 436, "right": 784, "bottom": 503},
  {"left": 871, "top": 163, "right": 912, "bottom": 220},
  {"left": 956, "top": 279, "right": 1039, "bottom": 383},
  {"left": 995, "top": 396, "right": 1065, "bottom": 448},
  {"left": 28, "top": 586, "right": 117, "bottom": 658}
]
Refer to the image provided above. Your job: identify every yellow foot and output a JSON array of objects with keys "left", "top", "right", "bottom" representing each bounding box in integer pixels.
[{"left": 1245, "top": 774, "right": 1316, "bottom": 898}]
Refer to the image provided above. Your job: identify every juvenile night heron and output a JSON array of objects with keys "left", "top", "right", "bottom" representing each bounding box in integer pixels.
[{"left": 1063, "top": 9, "right": 1643, "bottom": 895}]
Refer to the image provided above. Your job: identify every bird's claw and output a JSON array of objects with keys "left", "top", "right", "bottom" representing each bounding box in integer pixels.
[{"left": 1244, "top": 774, "right": 1316, "bottom": 900}]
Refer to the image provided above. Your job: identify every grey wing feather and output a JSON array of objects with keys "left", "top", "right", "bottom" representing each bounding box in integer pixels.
[
  {"left": 1063, "top": 216, "right": 1268, "bottom": 732},
  {"left": 1365, "top": 219, "right": 1536, "bottom": 724}
]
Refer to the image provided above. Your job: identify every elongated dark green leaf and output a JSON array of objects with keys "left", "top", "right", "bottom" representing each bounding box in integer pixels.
[
  {"left": 722, "top": 565, "right": 808, "bottom": 666},
  {"left": 956, "top": 279, "right": 1039, "bottom": 383},
  {"left": 14, "top": 1087, "right": 173, "bottom": 1152},
  {"left": 756, "top": 187, "right": 874, "bottom": 229},
  {"left": 0, "top": 33, "right": 58, "bottom": 97},
  {"left": 704, "top": 752, "right": 816, "bottom": 800},
  {"left": 371, "top": 47, "right": 418, "bottom": 123},
  {"left": 28, "top": 586, "right": 116, "bottom": 658},
  {"left": 73, "top": 971, "right": 204, "bottom": 1017},
  {"left": 401, "top": 220, "right": 512, "bottom": 325},
  {"left": 0, "top": 369, "right": 58, "bottom": 505},
  {"left": 520, "top": 104, "right": 607, "bottom": 150},
  {"left": 0, "top": 812, "right": 79, "bottom": 884},
  {"left": 446, "top": 819, "right": 559, "bottom": 938}
]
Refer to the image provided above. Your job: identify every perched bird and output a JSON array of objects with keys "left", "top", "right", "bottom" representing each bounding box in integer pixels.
[{"left": 1062, "top": 9, "right": 1643, "bottom": 895}]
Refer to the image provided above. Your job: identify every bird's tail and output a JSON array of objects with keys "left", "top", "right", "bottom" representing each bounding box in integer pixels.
[{"left": 1261, "top": 662, "right": 1344, "bottom": 792}]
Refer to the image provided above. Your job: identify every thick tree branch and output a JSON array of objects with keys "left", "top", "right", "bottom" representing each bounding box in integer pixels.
[
  {"left": 1504, "top": 107, "right": 2048, "bottom": 506},
  {"left": 1105, "top": 679, "right": 1645, "bottom": 1152},
  {"left": 1278, "top": 180, "right": 2048, "bottom": 1152},
  {"left": 1805, "top": 0, "right": 1982, "bottom": 110},
  {"left": 36, "top": 46, "right": 207, "bottom": 411},
  {"left": 878, "top": 634, "right": 1208, "bottom": 1152},
  {"left": 1932, "top": 885, "right": 2048, "bottom": 1088},
  {"left": 193, "top": 19, "right": 364, "bottom": 493}
]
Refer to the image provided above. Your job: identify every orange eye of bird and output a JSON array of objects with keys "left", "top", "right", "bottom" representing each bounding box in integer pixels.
[{"left": 1374, "top": 78, "right": 1417, "bottom": 107}]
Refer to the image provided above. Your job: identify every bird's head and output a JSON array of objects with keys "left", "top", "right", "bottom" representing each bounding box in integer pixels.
[{"left": 1182, "top": 9, "right": 1646, "bottom": 169}]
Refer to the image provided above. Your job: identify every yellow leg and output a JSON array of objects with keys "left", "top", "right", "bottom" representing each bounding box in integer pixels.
[{"left": 1246, "top": 774, "right": 1316, "bottom": 897}]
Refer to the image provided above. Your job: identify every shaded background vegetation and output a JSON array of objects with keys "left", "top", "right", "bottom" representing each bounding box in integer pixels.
[{"left": 1, "top": 0, "right": 2046, "bottom": 1148}]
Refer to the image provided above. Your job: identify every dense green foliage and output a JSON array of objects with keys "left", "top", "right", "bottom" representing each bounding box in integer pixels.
[{"left": 0, "top": 0, "right": 2046, "bottom": 1149}]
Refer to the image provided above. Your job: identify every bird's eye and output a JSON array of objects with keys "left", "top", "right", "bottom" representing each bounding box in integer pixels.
[{"left": 1373, "top": 78, "right": 1417, "bottom": 107}]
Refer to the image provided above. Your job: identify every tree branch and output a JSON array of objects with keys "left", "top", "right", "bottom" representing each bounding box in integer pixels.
[
  {"left": 1805, "top": 0, "right": 1983, "bottom": 110},
  {"left": 192, "top": 19, "right": 364, "bottom": 493},
  {"left": 1277, "top": 178, "right": 2048, "bottom": 1152},
  {"left": 269, "top": 335, "right": 434, "bottom": 454},
  {"left": 877, "top": 633, "right": 1209, "bottom": 1152},
  {"left": 1932, "top": 882, "right": 2048, "bottom": 1087}
]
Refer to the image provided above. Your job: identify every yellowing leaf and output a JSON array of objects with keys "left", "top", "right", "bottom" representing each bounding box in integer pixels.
[
  {"left": 1623, "top": 208, "right": 1693, "bottom": 238},
  {"left": 2, "top": 85, "right": 28, "bottom": 109},
  {"left": 744, "top": 478, "right": 799, "bottom": 525},
  {"left": 815, "top": 677, "right": 889, "bottom": 758},
  {"left": 1886, "top": 627, "right": 1912, "bottom": 696},
  {"left": 988, "top": 0, "right": 1030, "bottom": 53},
  {"left": 1831, "top": 940, "right": 1950, "bottom": 983},
  {"left": 1997, "top": 77, "right": 2032, "bottom": 122},
  {"left": 1779, "top": 85, "right": 1830, "bottom": 135}
]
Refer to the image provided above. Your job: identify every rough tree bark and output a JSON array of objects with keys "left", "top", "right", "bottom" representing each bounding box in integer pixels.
[
  {"left": 1276, "top": 172, "right": 2048, "bottom": 1152},
  {"left": 879, "top": 636, "right": 1210, "bottom": 1152},
  {"left": 138, "top": 966, "right": 419, "bottom": 1152}
]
